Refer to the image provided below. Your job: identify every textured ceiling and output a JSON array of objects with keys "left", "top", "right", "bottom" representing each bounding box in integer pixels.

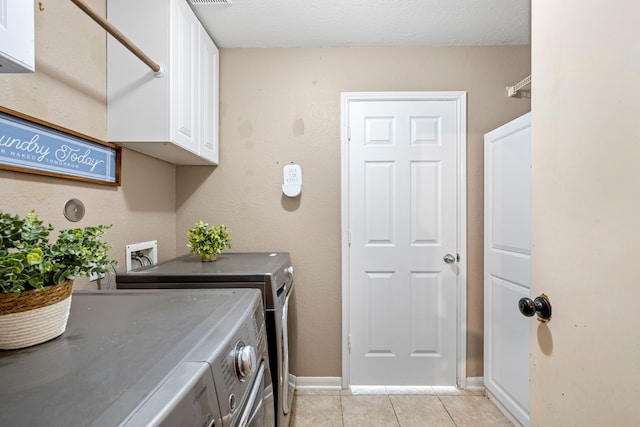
[{"left": 188, "top": 0, "right": 531, "bottom": 48}]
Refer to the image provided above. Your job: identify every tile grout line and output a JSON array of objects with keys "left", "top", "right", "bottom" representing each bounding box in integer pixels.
[
  {"left": 387, "top": 394, "right": 402, "bottom": 427},
  {"left": 437, "top": 394, "right": 460, "bottom": 427}
]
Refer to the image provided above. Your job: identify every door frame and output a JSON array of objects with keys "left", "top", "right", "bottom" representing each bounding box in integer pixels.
[{"left": 340, "top": 91, "right": 468, "bottom": 389}]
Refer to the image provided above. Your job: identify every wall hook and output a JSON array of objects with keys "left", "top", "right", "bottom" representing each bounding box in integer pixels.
[{"left": 39, "top": 2, "right": 45, "bottom": 12}]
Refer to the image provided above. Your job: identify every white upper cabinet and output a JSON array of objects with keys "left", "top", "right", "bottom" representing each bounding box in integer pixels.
[
  {"left": 0, "top": 0, "right": 35, "bottom": 73},
  {"left": 198, "top": 25, "right": 219, "bottom": 164},
  {"left": 107, "top": 0, "right": 219, "bottom": 165}
]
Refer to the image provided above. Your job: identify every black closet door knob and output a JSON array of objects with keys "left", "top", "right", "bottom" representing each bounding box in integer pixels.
[
  {"left": 518, "top": 297, "right": 536, "bottom": 317},
  {"left": 518, "top": 294, "right": 552, "bottom": 322}
]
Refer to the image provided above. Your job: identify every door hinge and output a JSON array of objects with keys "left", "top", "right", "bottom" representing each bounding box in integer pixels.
[
  {"left": 347, "top": 125, "right": 351, "bottom": 141},
  {"left": 348, "top": 230, "right": 351, "bottom": 247},
  {"left": 348, "top": 334, "right": 351, "bottom": 353}
]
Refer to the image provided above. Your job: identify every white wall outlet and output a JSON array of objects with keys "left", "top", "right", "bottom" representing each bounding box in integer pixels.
[
  {"left": 126, "top": 240, "right": 158, "bottom": 271},
  {"left": 88, "top": 271, "right": 105, "bottom": 281},
  {"left": 88, "top": 262, "right": 106, "bottom": 281}
]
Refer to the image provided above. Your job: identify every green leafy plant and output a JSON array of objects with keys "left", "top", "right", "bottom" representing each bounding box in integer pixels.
[
  {"left": 0, "top": 210, "right": 116, "bottom": 296},
  {"left": 187, "top": 221, "right": 232, "bottom": 261}
]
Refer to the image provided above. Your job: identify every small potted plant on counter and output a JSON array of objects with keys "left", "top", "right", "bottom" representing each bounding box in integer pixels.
[
  {"left": 187, "top": 220, "right": 232, "bottom": 262},
  {"left": 0, "top": 210, "right": 116, "bottom": 350}
]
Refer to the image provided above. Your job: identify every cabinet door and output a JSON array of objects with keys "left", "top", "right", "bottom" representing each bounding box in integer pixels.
[
  {"left": 0, "top": 0, "right": 34, "bottom": 73},
  {"left": 170, "top": 0, "right": 199, "bottom": 154},
  {"left": 198, "top": 27, "right": 219, "bottom": 164}
]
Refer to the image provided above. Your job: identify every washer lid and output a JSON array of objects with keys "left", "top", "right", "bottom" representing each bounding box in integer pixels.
[
  {"left": 117, "top": 252, "right": 291, "bottom": 283},
  {"left": 0, "top": 289, "right": 259, "bottom": 426}
]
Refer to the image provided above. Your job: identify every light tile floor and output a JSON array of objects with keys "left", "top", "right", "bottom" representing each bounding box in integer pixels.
[{"left": 291, "top": 387, "right": 514, "bottom": 427}]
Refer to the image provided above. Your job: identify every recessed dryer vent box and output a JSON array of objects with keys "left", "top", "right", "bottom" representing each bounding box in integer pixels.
[{"left": 126, "top": 240, "right": 158, "bottom": 271}]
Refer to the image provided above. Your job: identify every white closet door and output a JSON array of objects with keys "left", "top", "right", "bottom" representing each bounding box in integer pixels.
[{"left": 484, "top": 112, "right": 531, "bottom": 426}]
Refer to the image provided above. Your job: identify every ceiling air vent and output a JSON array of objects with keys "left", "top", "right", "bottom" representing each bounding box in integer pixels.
[{"left": 189, "top": 0, "right": 231, "bottom": 4}]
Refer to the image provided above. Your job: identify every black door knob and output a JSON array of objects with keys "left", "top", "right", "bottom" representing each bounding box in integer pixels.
[
  {"left": 518, "top": 294, "right": 552, "bottom": 322},
  {"left": 518, "top": 297, "right": 536, "bottom": 317}
]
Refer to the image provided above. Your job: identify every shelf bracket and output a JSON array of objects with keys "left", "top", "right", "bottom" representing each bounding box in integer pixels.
[{"left": 506, "top": 75, "right": 531, "bottom": 98}]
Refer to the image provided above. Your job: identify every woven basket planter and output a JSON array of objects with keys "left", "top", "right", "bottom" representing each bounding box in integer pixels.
[{"left": 0, "top": 280, "right": 74, "bottom": 350}]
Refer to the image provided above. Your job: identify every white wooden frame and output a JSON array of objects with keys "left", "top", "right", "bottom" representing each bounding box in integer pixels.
[{"left": 340, "top": 91, "right": 468, "bottom": 389}]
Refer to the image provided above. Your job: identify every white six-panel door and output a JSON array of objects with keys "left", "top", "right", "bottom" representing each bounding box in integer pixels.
[
  {"left": 343, "top": 93, "right": 466, "bottom": 386},
  {"left": 484, "top": 112, "right": 531, "bottom": 426}
]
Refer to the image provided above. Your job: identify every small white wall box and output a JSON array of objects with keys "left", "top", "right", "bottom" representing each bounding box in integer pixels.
[
  {"left": 282, "top": 163, "right": 302, "bottom": 197},
  {"left": 126, "top": 240, "right": 158, "bottom": 271},
  {"left": 88, "top": 264, "right": 105, "bottom": 282}
]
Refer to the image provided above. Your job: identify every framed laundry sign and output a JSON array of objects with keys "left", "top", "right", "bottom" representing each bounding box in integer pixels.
[{"left": 0, "top": 106, "right": 121, "bottom": 186}]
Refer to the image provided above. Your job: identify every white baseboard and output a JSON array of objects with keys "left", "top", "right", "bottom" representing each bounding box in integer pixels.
[
  {"left": 465, "top": 377, "right": 485, "bottom": 390},
  {"left": 295, "top": 377, "right": 483, "bottom": 391},
  {"left": 487, "top": 389, "right": 524, "bottom": 427},
  {"left": 295, "top": 376, "right": 342, "bottom": 390}
]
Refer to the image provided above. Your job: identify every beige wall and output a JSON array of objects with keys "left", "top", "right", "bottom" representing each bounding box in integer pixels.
[
  {"left": 0, "top": 0, "right": 177, "bottom": 286},
  {"left": 176, "top": 46, "right": 531, "bottom": 377},
  {"left": 531, "top": 0, "right": 640, "bottom": 424}
]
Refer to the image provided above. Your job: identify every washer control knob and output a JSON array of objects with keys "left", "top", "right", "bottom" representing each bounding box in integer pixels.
[
  {"left": 235, "top": 342, "right": 256, "bottom": 379},
  {"left": 284, "top": 266, "right": 294, "bottom": 278}
]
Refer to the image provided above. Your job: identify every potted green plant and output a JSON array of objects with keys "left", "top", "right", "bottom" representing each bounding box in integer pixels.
[
  {"left": 187, "top": 220, "right": 232, "bottom": 262},
  {"left": 0, "top": 210, "right": 116, "bottom": 350}
]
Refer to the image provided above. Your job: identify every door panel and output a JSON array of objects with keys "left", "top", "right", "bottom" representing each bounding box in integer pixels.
[
  {"left": 365, "top": 162, "right": 395, "bottom": 244},
  {"left": 348, "top": 96, "right": 461, "bottom": 386},
  {"left": 410, "top": 272, "right": 440, "bottom": 355},
  {"left": 484, "top": 112, "right": 531, "bottom": 426},
  {"left": 366, "top": 272, "right": 395, "bottom": 355},
  {"left": 489, "top": 277, "right": 529, "bottom": 410},
  {"left": 411, "top": 162, "right": 439, "bottom": 243}
]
